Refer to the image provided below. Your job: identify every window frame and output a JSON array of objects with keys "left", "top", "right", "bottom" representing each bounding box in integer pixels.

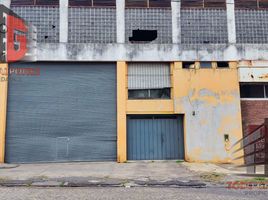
[
  {"left": 240, "top": 83, "right": 268, "bottom": 99},
  {"left": 69, "top": 0, "right": 116, "bottom": 7},
  {"left": 128, "top": 88, "right": 171, "bottom": 100},
  {"left": 11, "top": 0, "right": 60, "bottom": 6},
  {"left": 125, "top": 0, "right": 171, "bottom": 8},
  {"left": 235, "top": 0, "right": 268, "bottom": 10},
  {"left": 181, "top": 0, "right": 226, "bottom": 9}
]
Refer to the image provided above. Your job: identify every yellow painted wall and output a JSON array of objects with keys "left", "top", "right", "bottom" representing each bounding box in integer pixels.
[
  {"left": 127, "top": 100, "right": 173, "bottom": 114},
  {"left": 0, "top": 64, "right": 8, "bottom": 163},
  {"left": 118, "top": 61, "right": 244, "bottom": 164},
  {"left": 173, "top": 63, "right": 244, "bottom": 164}
]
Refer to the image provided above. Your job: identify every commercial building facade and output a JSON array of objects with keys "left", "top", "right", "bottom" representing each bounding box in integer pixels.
[{"left": 0, "top": 0, "right": 267, "bottom": 164}]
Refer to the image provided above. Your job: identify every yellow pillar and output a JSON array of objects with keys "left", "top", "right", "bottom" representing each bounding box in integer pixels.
[
  {"left": 117, "top": 61, "right": 127, "bottom": 163},
  {"left": 0, "top": 64, "right": 8, "bottom": 163}
]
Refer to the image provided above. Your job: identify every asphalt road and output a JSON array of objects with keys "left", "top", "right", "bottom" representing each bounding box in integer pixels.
[{"left": 0, "top": 187, "right": 267, "bottom": 200}]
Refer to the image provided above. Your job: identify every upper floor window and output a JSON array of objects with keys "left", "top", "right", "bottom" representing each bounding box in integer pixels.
[
  {"left": 11, "top": 0, "right": 59, "bottom": 6},
  {"left": 69, "top": 0, "right": 116, "bottom": 7},
  {"left": 128, "top": 63, "right": 171, "bottom": 100},
  {"left": 126, "top": 0, "right": 171, "bottom": 8},
  {"left": 181, "top": 0, "right": 226, "bottom": 8},
  {"left": 240, "top": 83, "right": 268, "bottom": 98},
  {"left": 235, "top": 0, "right": 268, "bottom": 9}
]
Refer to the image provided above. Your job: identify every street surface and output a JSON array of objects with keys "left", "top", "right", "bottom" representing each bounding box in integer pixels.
[{"left": 0, "top": 187, "right": 267, "bottom": 200}]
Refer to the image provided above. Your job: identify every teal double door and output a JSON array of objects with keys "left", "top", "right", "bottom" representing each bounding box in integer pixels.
[{"left": 127, "top": 115, "right": 184, "bottom": 160}]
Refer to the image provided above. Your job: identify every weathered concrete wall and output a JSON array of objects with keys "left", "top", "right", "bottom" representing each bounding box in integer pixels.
[
  {"left": 239, "top": 61, "right": 268, "bottom": 82},
  {"left": 173, "top": 66, "right": 243, "bottom": 163},
  {"left": 37, "top": 43, "right": 268, "bottom": 61}
]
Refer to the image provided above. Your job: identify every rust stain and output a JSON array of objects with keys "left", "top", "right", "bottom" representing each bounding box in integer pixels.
[{"left": 259, "top": 73, "right": 268, "bottom": 79}]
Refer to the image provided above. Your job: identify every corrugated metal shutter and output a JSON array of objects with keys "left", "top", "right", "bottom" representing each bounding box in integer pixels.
[
  {"left": 5, "top": 62, "right": 117, "bottom": 163},
  {"left": 128, "top": 63, "right": 171, "bottom": 90},
  {"left": 127, "top": 115, "right": 184, "bottom": 160}
]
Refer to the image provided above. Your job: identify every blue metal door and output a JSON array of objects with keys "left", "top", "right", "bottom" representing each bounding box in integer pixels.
[{"left": 127, "top": 115, "right": 184, "bottom": 160}]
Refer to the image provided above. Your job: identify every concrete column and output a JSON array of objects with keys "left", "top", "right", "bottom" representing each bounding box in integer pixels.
[
  {"left": 0, "top": 0, "right": 11, "bottom": 8},
  {"left": 116, "top": 0, "right": 125, "bottom": 43},
  {"left": 117, "top": 61, "right": 127, "bottom": 162},
  {"left": 59, "top": 0, "right": 68, "bottom": 43},
  {"left": 171, "top": 0, "right": 181, "bottom": 44},
  {"left": 226, "top": 0, "right": 236, "bottom": 44}
]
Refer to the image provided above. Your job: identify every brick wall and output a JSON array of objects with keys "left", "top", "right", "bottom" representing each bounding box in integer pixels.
[{"left": 241, "top": 100, "right": 268, "bottom": 136}]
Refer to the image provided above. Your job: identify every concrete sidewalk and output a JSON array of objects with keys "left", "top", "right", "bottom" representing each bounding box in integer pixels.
[{"left": 0, "top": 161, "right": 264, "bottom": 188}]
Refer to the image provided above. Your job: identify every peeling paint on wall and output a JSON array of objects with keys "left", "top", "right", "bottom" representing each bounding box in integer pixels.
[{"left": 173, "top": 68, "right": 244, "bottom": 164}]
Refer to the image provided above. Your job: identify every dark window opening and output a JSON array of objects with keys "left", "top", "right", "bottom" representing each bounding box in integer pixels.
[
  {"left": 200, "top": 62, "right": 212, "bottom": 68},
  {"left": 181, "top": 0, "right": 226, "bottom": 8},
  {"left": 240, "top": 84, "right": 267, "bottom": 98},
  {"left": 69, "top": 0, "right": 92, "bottom": 6},
  {"left": 69, "top": 0, "right": 116, "bottom": 7},
  {"left": 182, "top": 62, "right": 195, "bottom": 69},
  {"left": 235, "top": 0, "right": 268, "bottom": 9},
  {"left": 217, "top": 62, "right": 229, "bottom": 68},
  {"left": 126, "top": 0, "right": 171, "bottom": 8},
  {"left": 128, "top": 88, "right": 171, "bottom": 99},
  {"left": 126, "top": 0, "right": 148, "bottom": 7},
  {"left": 260, "top": 0, "right": 268, "bottom": 8},
  {"left": 11, "top": 0, "right": 59, "bottom": 6},
  {"left": 129, "top": 29, "right": 158, "bottom": 43},
  {"left": 149, "top": 0, "right": 170, "bottom": 8}
]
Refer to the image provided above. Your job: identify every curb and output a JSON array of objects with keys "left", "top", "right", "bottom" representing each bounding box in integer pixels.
[{"left": 0, "top": 179, "right": 207, "bottom": 188}]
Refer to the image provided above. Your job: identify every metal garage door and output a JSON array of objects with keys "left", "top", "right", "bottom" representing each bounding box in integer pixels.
[
  {"left": 127, "top": 115, "right": 184, "bottom": 160},
  {"left": 5, "top": 62, "right": 116, "bottom": 163}
]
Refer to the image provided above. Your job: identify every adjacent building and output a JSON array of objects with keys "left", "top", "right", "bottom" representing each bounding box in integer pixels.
[{"left": 0, "top": 0, "right": 267, "bottom": 164}]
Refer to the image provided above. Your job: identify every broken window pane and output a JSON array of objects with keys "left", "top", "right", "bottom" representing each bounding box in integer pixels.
[
  {"left": 129, "top": 30, "right": 158, "bottom": 43},
  {"left": 240, "top": 84, "right": 265, "bottom": 98},
  {"left": 182, "top": 62, "right": 195, "bottom": 69},
  {"left": 217, "top": 62, "right": 229, "bottom": 68}
]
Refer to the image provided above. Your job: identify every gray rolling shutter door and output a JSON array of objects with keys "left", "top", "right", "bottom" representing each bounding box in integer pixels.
[
  {"left": 127, "top": 115, "right": 184, "bottom": 160},
  {"left": 5, "top": 62, "right": 117, "bottom": 163}
]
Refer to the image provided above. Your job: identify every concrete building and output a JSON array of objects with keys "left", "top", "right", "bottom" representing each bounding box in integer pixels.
[{"left": 0, "top": 0, "right": 267, "bottom": 164}]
